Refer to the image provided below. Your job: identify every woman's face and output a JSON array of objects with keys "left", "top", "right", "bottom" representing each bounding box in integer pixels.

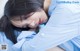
[{"left": 10, "top": 10, "right": 48, "bottom": 29}]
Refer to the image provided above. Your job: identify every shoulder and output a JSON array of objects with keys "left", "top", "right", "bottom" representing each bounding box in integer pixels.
[{"left": 0, "top": 32, "right": 5, "bottom": 42}]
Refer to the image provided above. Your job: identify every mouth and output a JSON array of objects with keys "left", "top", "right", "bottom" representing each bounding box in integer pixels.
[{"left": 39, "top": 18, "right": 42, "bottom": 24}]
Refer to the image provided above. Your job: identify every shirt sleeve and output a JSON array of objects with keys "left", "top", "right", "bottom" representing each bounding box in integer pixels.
[
  {"left": 22, "top": 2, "right": 80, "bottom": 51},
  {"left": 0, "top": 32, "right": 4, "bottom": 43}
]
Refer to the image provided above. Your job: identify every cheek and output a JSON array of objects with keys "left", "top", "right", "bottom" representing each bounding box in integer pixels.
[
  {"left": 40, "top": 14, "right": 48, "bottom": 24},
  {"left": 11, "top": 21, "right": 23, "bottom": 28}
]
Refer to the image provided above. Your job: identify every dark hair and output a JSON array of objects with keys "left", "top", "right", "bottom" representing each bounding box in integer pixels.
[{"left": 0, "top": 0, "right": 44, "bottom": 44}]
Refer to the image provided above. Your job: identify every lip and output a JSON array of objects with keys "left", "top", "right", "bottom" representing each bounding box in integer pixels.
[{"left": 39, "top": 18, "right": 42, "bottom": 24}]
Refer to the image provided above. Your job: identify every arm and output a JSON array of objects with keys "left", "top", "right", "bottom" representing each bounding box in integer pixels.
[{"left": 22, "top": 3, "right": 80, "bottom": 51}]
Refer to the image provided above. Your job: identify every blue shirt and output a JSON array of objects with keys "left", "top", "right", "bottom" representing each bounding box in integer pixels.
[
  {"left": 0, "top": 0, "right": 80, "bottom": 51},
  {"left": 21, "top": 0, "right": 80, "bottom": 51}
]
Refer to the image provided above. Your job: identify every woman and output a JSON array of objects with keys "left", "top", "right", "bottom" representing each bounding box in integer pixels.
[
  {"left": 1, "top": 0, "right": 80, "bottom": 51},
  {"left": 21, "top": 0, "right": 80, "bottom": 51},
  {"left": 0, "top": 0, "right": 48, "bottom": 51}
]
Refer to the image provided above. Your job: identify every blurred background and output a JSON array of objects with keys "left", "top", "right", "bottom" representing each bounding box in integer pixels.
[{"left": 0, "top": 0, "right": 8, "bottom": 18}]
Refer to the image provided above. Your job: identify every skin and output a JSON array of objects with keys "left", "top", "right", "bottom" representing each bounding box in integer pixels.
[
  {"left": 0, "top": 0, "right": 63, "bottom": 51},
  {"left": 10, "top": 0, "right": 51, "bottom": 29},
  {"left": 11, "top": 9, "right": 48, "bottom": 29},
  {"left": 10, "top": 0, "right": 64, "bottom": 50}
]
